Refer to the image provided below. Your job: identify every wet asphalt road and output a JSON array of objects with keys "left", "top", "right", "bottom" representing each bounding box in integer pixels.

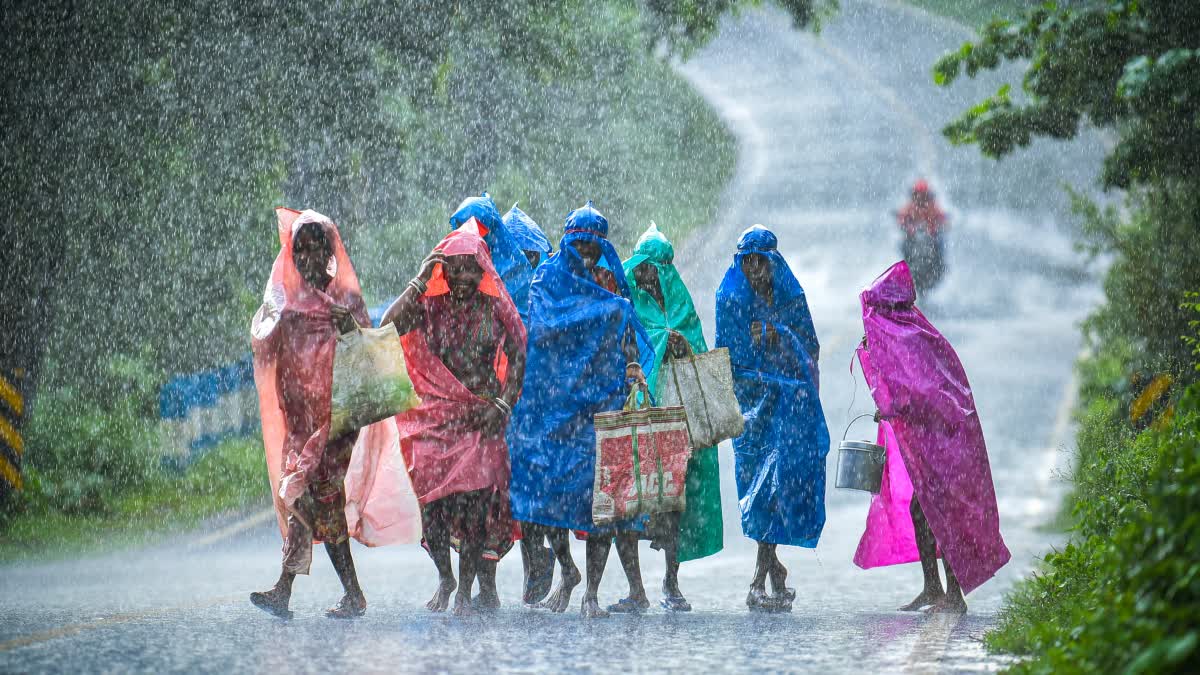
[{"left": 0, "top": 2, "right": 1106, "bottom": 672}]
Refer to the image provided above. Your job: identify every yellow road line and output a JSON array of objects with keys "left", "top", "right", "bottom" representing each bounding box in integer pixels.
[
  {"left": 0, "top": 417, "right": 23, "bottom": 457},
  {"left": 0, "top": 453, "right": 22, "bottom": 490},
  {"left": 0, "top": 595, "right": 241, "bottom": 653},
  {"left": 0, "top": 374, "right": 22, "bottom": 417}
]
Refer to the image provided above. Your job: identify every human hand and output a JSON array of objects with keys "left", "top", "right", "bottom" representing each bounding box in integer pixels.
[
  {"left": 750, "top": 320, "right": 763, "bottom": 345},
  {"left": 477, "top": 402, "right": 509, "bottom": 436},
  {"left": 667, "top": 331, "right": 691, "bottom": 359},
  {"left": 626, "top": 361, "right": 647, "bottom": 386},
  {"left": 330, "top": 304, "right": 358, "bottom": 334},
  {"left": 873, "top": 409, "right": 883, "bottom": 423},
  {"left": 765, "top": 324, "right": 779, "bottom": 347},
  {"left": 416, "top": 252, "right": 447, "bottom": 283}
]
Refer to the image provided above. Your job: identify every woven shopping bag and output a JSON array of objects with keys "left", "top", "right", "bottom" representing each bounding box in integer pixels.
[
  {"left": 592, "top": 385, "right": 691, "bottom": 526},
  {"left": 658, "top": 347, "right": 744, "bottom": 448}
]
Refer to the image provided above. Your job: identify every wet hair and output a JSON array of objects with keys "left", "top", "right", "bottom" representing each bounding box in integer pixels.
[{"left": 293, "top": 221, "right": 333, "bottom": 258}]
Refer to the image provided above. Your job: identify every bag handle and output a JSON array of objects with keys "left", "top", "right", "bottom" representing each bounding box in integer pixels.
[{"left": 842, "top": 412, "right": 876, "bottom": 442}]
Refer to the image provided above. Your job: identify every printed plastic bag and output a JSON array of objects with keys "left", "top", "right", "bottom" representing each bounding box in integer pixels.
[{"left": 330, "top": 325, "right": 420, "bottom": 439}]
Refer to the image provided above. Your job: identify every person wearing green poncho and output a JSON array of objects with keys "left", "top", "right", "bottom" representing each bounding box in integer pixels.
[{"left": 605, "top": 223, "right": 724, "bottom": 613}]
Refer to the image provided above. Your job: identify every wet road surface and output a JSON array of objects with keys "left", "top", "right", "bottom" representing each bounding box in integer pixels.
[{"left": 1, "top": 2, "right": 1106, "bottom": 672}]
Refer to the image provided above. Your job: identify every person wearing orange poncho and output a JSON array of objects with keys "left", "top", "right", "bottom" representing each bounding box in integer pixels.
[
  {"left": 381, "top": 218, "right": 527, "bottom": 616},
  {"left": 249, "top": 208, "right": 376, "bottom": 620}
]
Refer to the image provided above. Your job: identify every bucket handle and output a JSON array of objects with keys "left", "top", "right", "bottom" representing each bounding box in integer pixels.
[{"left": 841, "top": 412, "right": 876, "bottom": 442}]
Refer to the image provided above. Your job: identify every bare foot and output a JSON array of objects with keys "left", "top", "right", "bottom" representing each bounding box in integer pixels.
[
  {"left": 926, "top": 593, "right": 967, "bottom": 615},
  {"left": 581, "top": 596, "right": 610, "bottom": 619},
  {"left": 452, "top": 593, "right": 476, "bottom": 617},
  {"left": 325, "top": 593, "right": 366, "bottom": 619},
  {"left": 426, "top": 576, "right": 457, "bottom": 612},
  {"left": 538, "top": 566, "right": 581, "bottom": 613},
  {"left": 606, "top": 595, "right": 650, "bottom": 613},
  {"left": 746, "top": 587, "right": 771, "bottom": 612},
  {"left": 768, "top": 559, "right": 789, "bottom": 597},
  {"left": 899, "top": 589, "right": 944, "bottom": 612},
  {"left": 250, "top": 587, "right": 293, "bottom": 619},
  {"left": 523, "top": 546, "right": 555, "bottom": 605},
  {"left": 473, "top": 588, "right": 501, "bottom": 612}
]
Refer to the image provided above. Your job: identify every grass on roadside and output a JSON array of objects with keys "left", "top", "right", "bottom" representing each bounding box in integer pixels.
[{"left": 0, "top": 437, "right": 267, "bottom": 564}]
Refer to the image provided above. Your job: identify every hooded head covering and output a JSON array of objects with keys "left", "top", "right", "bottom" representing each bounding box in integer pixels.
[
  {"left": 715, "top": 224, "right": 828, "bottom": 548},
  {"left": 853, "top": 261, "right": 1010, "bottom": 594},
  {"left": 450, "top": 192, "right": 535, "bottom": 321},
  {"left": 560, "top": 200, "right": 632, "bottom": 298},
  {"left": 507, "top": 202, "right": 654, "bottom": 533},
  {"left": 393, "top": 219, "right": 525, "bottom": 555},
  {"left": 252, "top": 208, "right": 417, "bottom": 546},
  {"left": 502, "top": 203, "right": 552, "bottom": 267},
  {"left": 622, "top": 223, "right": 723, "bottom": 561}
]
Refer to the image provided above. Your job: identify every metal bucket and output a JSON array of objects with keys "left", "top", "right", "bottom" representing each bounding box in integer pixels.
[{"left": 835, "top": 414, "right": 886, "bottom": 493}]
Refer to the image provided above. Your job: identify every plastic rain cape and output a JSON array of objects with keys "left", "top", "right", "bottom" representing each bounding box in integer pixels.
[
  {"left": 854, "top": 261, "right": 1010, "bottom": 594},
  {"left": 450, "top": 193, "right": 534, "bottom": 323},
  {"left": 502, "top": 203, "right": 553, "bottom": 268},
  {"left": 622, "top": 223, "right": 723, "bottom": 561},
  {"left": 251, "top": 208, "right": 421, "bottom": 547},
  {"left": 508, "top": 202, "right": 654, "bottom": 532},
  {"left": 715, "top": 225, "right": 829, "bottom": 547},
  {"left": 395, "top": 221, "right": 526, "bottom": 505}
]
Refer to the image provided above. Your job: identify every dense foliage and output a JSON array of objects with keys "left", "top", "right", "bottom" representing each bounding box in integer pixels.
[{"left": 931, "top": 1, "right": 1200, "bottom": 670}]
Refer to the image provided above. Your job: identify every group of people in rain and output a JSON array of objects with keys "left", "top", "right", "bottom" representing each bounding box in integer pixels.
[{"left": 248, "top": 192, "right": 1010, "bottom": 620}]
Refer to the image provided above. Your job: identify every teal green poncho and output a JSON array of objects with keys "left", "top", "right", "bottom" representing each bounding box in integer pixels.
[{"left": 623, "top": 223, "right": 723, "bottom": 562}]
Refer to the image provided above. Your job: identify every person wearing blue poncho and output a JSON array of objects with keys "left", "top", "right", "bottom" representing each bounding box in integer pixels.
[
  {"left": 716, "top": 224, "right": 829, "bottom": 613},
  {"left": 508, "top": 200, "right": 655, "bottom": 618},
  {"left": 502, "top": 203, "right": 553, "bottom": 270},
  {"left": 450, "top": 192, "right": 535, "bottom": 322}
]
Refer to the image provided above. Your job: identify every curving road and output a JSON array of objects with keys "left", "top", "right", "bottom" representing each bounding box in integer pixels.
[{"left": 1, "top": 2, "right": 1106, "bottom": 672}]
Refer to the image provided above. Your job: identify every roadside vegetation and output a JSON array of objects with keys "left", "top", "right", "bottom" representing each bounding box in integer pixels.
[
  {"left": 932, "top": 1, "right": 1200, "bottom": 671},
  {"left": 1, "top": 1, "right": 835, "bottom": 560}
]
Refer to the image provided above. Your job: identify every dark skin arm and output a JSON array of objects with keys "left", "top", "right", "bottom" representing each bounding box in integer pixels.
[
  {"left": 477, "top": 328, "right": 528, "bottom": 436},
  {"left": 381, "top": 252, "right": 446, "bottom": 336}
]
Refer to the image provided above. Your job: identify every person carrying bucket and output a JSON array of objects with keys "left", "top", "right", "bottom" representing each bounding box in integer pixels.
[
  {"left": 602, "top": 223, "right": 724, "bottom": 614},
  {"left": 715, "top": 224, "right": 829, "bottom": 613},
  {"left": 853, "top": 261, "right": 1010, "bottom": 613}
]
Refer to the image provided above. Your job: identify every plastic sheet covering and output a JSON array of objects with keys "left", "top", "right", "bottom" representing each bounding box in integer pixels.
[
  {"left": 251, "top": 207, "right": 420, "bottom": 546},
  {"left": 715, "top": 225, "right": 829, "bottom": 548},
  {"left": 854, "top": 261, "right": 1009, "bottom": 594},
  {"left": 622, "top": 223, "right": 724, "bottom": 561},
  {"left": 450, "top": 193, "right": 535, "bottom": 322},
  {"left": 508, "top": 202, "right": 654, "bottom": 532},
  {"left": 502, "top": 203, "right": 552, "bottom": 267}
]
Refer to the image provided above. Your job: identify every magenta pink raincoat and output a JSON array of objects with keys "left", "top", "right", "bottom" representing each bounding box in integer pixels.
[{"left": 853, "top": 261, "right": 1009, "bottom": 594}]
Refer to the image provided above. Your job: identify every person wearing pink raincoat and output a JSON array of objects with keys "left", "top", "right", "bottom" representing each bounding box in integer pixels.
[
  {"left": 250, "top": 207, "right": 401, "bottom": 620},
  {"left": 381, "top": 218, "right": 527, "bottom": 617},
  {"left": 854, "top": 261, "right": 1010, "bottom": 613}
]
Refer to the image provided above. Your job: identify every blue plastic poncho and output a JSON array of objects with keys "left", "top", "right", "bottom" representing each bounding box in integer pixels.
[
  {"left": 715, "top": 225, "right": 829, "bottom": 547},
  {"left": 450, "top": 192, "right": 534, "bottom": 321},
  {"left": 502, "top": 203, "right": 553, "bottom": 267},
  {"left": 508, "top": 202, "right": 654, "bottom": 532}
]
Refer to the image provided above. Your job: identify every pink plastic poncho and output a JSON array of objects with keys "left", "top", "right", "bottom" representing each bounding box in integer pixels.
[
  {"left": 251, "top": 207, "right": 420, "bottom": 546},
  {"left": 853, "top": 261, "right": 1010, "bottom": 594},
  {"left": 394, "top": 219, "right": 526, "bottom": 510}
]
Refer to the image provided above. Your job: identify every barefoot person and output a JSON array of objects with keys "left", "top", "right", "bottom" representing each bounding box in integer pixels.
[
  {"left": 381, "top": 219, "right": 527, "bottom": 616},
  {"left": 508, "top": 201, "right": 654, "bottom": 618},
  {"left": 607, "top": 223, "right": 724, "bottom": 614},
  {"left": 853, "top": 261, "right": 1010, "bottom": 614},
  {"left": 250, "top": 208, "right": 375, "bottom": 619},
  {"left": 716, "top": 225, "right": 829, "bottom": 613}
]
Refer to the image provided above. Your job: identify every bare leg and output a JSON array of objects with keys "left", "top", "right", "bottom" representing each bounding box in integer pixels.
[
  {"left": 747, "top": 542, "right": 773, "bottom": 610},
  {"left": 538, "top": 527, "right": 581, "bottom": 613},
  {"left": 250, "top": 569, "right": 295, "bottom": 619},
  {"left": 324, "top": 539, "right": 367, "bottom": 618},
  {"left": 423, "top": 501, "right": 456, "bottom": 612},
  {"left": 927, "top": 559, "right": 967, "bottom": 614},
  {"left": 453, "top": 493, "right": 487, "bottom": 616},
  {"left": 475, "top": 560, "right": 501, "bottom": 611},
  {"left": 607, "top": 532, "right": 649, "bottom": 612},
  {"left": 520, "top": 522, "right": 554, "bottom": 605},
  {"left": 900, "top": 496, "right": 945, "bottom": 611},
  {"left": 582, "top": 536, "right": 612, "bottom": 618},
  {"left": 659, "top": 516, "right": 690, "bottom": 611}
]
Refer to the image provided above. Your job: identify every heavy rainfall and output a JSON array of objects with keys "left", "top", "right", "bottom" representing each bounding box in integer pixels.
[{"left": 2, "top": 0, "right": 1198, "bottom": 673}]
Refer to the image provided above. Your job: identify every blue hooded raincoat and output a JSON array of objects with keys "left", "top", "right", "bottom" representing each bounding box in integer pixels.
[
  {"left": 450, "top": 193, "right": 535, "bottom": 322},
  {"left": 508, "top": 202, "right": 654, "bottom": 532},
  {"left": 715, "top": 225, "right": 829, "bottom": 547},
  {"left": 502, "top": 203, "right": 553, "bottom": 268}
]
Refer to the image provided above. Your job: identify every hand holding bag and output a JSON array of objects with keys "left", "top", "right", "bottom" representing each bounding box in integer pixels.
[
  {"left": 658, "top": 347, "right": 744, "bottom": 448},
  {"left": 330, "top": 324, "right": 421, "bottom": 439}
]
